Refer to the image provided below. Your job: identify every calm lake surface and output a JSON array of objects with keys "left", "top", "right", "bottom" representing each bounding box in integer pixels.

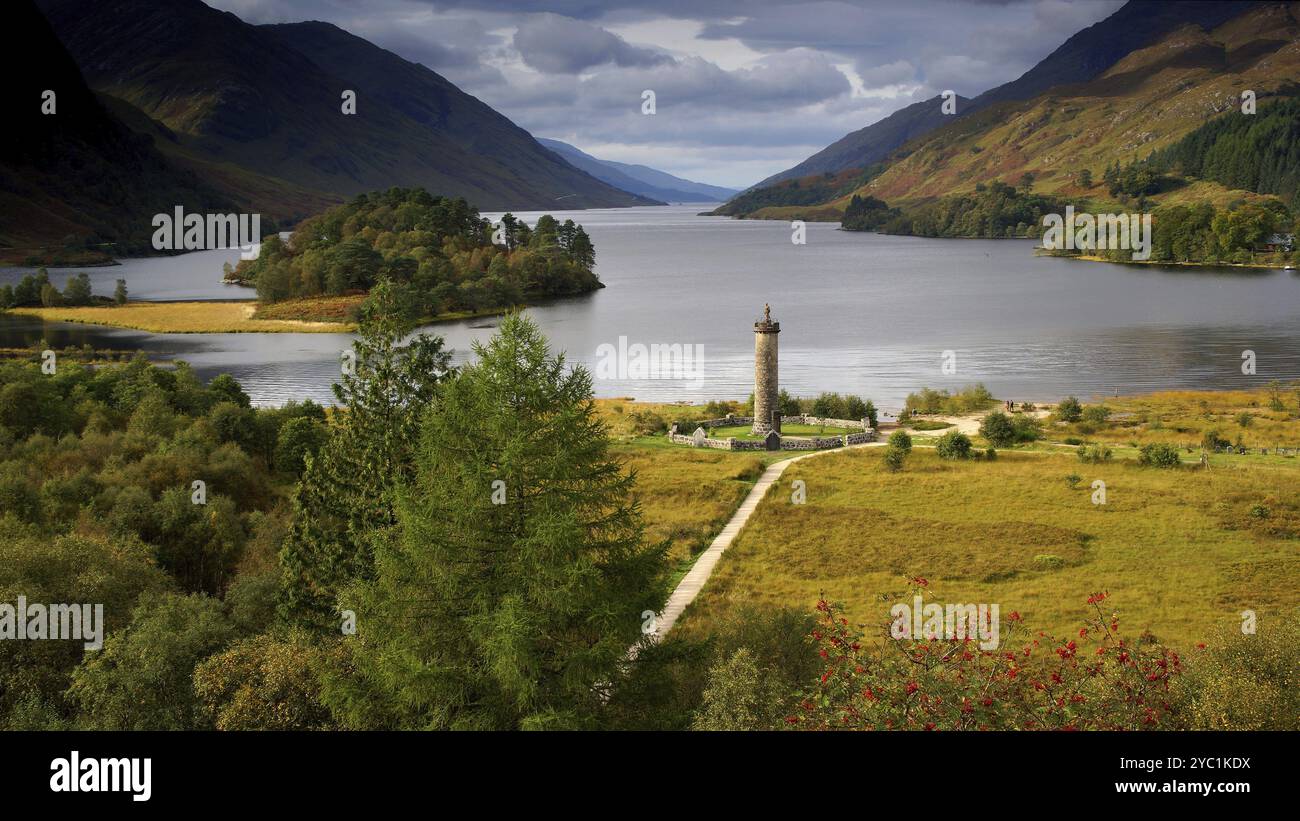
[{"left": 3, "top": 205, "right": 1298, "bottom": 409}]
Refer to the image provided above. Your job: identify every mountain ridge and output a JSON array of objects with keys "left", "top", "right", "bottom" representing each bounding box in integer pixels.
[
  {"left": 745, "top": 0, "right": 1260, "bottom": 192},
  {"left": 0, "top": 0, "right": 233, "bottom": 260},
  {"left": 717, "top": 0, "right": 1294, "bottom": 220},
  {"left": 34, "top": 0, "right": 652, "bottom": 212},
  {"left": 537, "top": 139, "right": 737, "bottom": 203}
]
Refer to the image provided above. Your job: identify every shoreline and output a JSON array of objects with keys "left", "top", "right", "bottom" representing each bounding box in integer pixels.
[
  {"left": 723, "top": 220, "right": 1295, "bottom": 271},
  {"left": 1041, "top": 251, "right": 1295, "bottom": 271}
]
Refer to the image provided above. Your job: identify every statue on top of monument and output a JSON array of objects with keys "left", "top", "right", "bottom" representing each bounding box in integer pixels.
[{"left": 764, "top": 303, "right": 770, "bottom": 322}]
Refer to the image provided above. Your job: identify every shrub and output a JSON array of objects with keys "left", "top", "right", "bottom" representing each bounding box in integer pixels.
[
  {"left": 274, "top": 417, "right": 327, "bottom": 477},
  {"left": 953, "top": 383, "right": 995, "bottom": 413},
  {"left": 1066, "top": 474, "right": 1082, "bottom": 488},
  {"left": 811, "top": 392, "right": 841, "bottom": 418},
  {"left": 1236, "top": 412, "right": 1253, "bottom": 428},
  {"left": 629, "top": 411, "right": 667, "bottom": 435},
  {"left": 882, "top": 444, "right": 907, "bottom": 472},
  {"left": 778, "top": 389, "right": 801, "bottom": 416},
  {"left": 985, "top": 447, "right": 996, "bottom": 460},
  {"left": 1082, "top": 404, "right": 1110, "bottom": 424},
  {"left": 981, "top": 411, "right": 1041, "bottom": 446},
  {"left": 692, "top": 647, "right": 788, "bottom": 731},
  {"left": 1179, "top": 620, "right": 1300, "bottom": 730},
  {"left": 902, "top": 384, "right": 994, "bottom": 416},
  {"left": 787, "top": 593, "right": 1185, "bottom": 730},
  {"left": 808, "top": 392, "right": 874, "bottom": 422},
  {"left": 609, "top": 605, "right": 817, "bottom": 731},
  {"left": 935, "top": 430, "right": 972, "bottom": 460},
  {"left": 1138, "top": 442, "right": 1181, "bottom": 468},
  {"left": 194, "top": 634, "right": 337, "bottom": 731},
  {"left": 1263, "top": 381, "right": 1284, "bottom": 413},
  {"left": 979, "top": 411, "right": 1016, "bottom": 447},
  {"left": 855, "top": 398, "right": 878, "bottom": 428},
  {"left": 887, "top": 430, "right": 912, "bottom": 453},
  {"left": 1034, "top": 554, "right": 1065, "bottom": 569},
  {"left": 1200, "top": 428, "right": 1230, "bottom": 451},
  {"left": 1011, "top": 413, "right": 1041, "bottom": 442},
  {"left": 1076, "top": 444, "right": 1112, "bottom": 464},
  {"left": 903, "top": 387, "right": 946, "bottom": 416},
  {"left": 1055, "top": 396, "right": 1083, "bottom": 422}
]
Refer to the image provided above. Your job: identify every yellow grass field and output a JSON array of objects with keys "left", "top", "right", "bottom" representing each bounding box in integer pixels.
[
  {"left": 673, "top": 445, "right": 1299, "bottom": 649},
  {"left": 9, "top": 300, "right": 356, "bottom": 333},
  {"left": 596, "top": 400, "right": 787, "bottom": 582},
  {"left": 1073, "top": 388, "right": 1300, "bottom": 451},
  {"left": 613, "top": 444, "right": 762, "bottom": 566}
]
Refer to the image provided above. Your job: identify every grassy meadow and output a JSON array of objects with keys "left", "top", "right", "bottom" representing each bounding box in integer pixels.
[
  {"left": 590, "top": 399, "right": 791, "bottom": 587},
  {"left": 671, "top": 443, "right": 1298, "bottom": 650},
  {"left": 1065, "top": 388, "right": 1300, "bottom": 451},
  {"left": 608, "top": 387, "right": 1300, "bottom": 653},
  {"left": 4, "top": 294, "right": 526, "bottom": 334},
  {"left": 613, "top": 445, "right": 761, "bottom": 569},
  {"left": 9, "top": 299, "right": 356, "bottom": 333}
]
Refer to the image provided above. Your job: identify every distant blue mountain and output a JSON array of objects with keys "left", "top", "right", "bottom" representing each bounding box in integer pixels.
[{"left": 539, "top": 139, "right": 738, "bottom": 203}]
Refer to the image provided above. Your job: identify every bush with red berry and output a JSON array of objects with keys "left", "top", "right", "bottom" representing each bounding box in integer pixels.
[{"left": 787, "top": 585, "right": 1184, "bottom": 730}]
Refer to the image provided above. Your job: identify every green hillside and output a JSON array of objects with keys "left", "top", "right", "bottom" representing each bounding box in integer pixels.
[
  {"left": 34, "top": 0, "right": 649, "bottom": 215},
  {"left": 741, "top": 0, "right": 1257, "bottom": 190},
  {"left": 0, "top": 0, "right": 233, "bottom": 262},
  {"left": 715, "top": 2, "right": 1300, "bottom": 265}
]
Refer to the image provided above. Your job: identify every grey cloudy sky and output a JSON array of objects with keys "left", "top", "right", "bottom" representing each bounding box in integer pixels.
[{"left": 209, "top": 0, "right": 1125, "bottom": 189}]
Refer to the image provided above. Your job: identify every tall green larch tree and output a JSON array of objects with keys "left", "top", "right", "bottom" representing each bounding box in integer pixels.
[{"left": 328, "top": 313, "right": 669, "bottom": 729}]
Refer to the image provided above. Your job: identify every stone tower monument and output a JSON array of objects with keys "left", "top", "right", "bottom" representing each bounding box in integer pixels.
[{"left": 752, "top": 304, "right": 780, "bottom": 435}]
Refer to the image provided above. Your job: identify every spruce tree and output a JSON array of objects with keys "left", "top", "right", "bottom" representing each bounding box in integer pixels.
[
  {"left": 278, "top": 280, "right": 452, "bottom": 628},
  {"left": 332, "top": 313, "right": 669, "bottom": 729}
]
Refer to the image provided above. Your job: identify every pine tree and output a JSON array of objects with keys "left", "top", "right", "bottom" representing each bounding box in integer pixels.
[
  {"left": 277, "top": 280, "right": 453, "bottom": 628},
  {"left": 330, "top": 313, "right": 669, "bottom": 729},
  {"left": 568, "top": 226, "right": 595, "bottom": 269}
]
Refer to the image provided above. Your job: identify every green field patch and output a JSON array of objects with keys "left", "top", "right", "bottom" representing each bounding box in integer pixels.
[{"left": 706, "top": 423, "right": 857, "bottom": 440}]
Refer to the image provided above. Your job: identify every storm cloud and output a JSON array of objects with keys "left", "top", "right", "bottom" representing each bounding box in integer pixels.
[
  {"left": 513, "top": 14, "right": 672, "bottom": 72},
  {"left": 207, "top": 0, "right": 1124, "bottom": 188}
]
